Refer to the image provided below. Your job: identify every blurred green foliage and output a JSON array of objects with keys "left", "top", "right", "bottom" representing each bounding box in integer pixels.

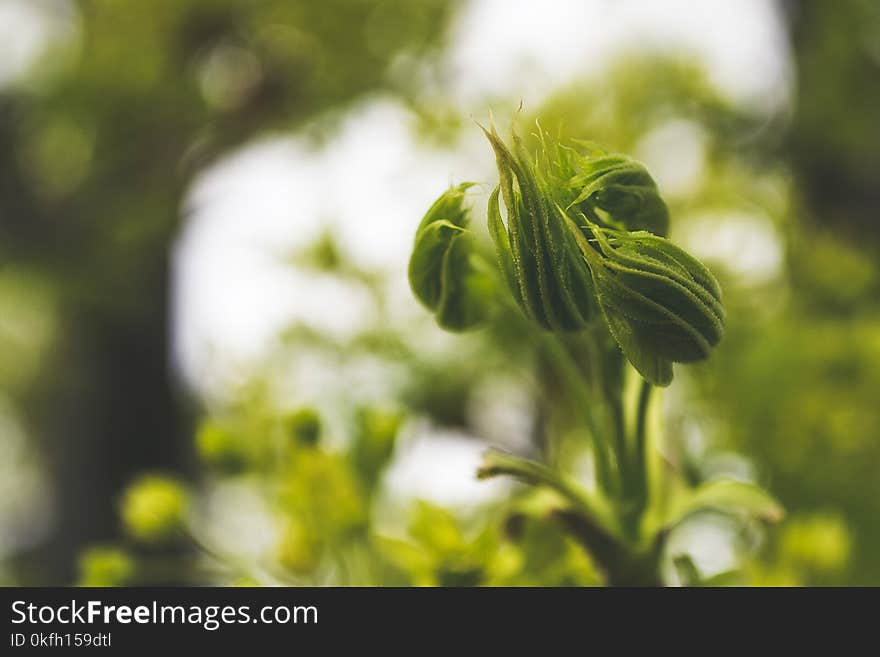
[
  {"left": 76, "top": 546, "right": 136, "bottom": 587},
  {"left": 0, "top": 0, "right": 459, "bottom": 584}
]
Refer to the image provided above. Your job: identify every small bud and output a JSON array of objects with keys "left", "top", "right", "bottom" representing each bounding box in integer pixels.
[
  {"left": 483, "top": 126, "right": 597, "bottom": 331},
  {"left": 409, "top": 184, "right": 493, "bottom": 331},
  {"left": 566, "top": 217, "right": 724, "bottom": 386},
  {"left": 565, "top": 152, "right": 670, "bottom": 237},
  {"left": 120, "top": 474, "right": 189, "bottom": 544}
]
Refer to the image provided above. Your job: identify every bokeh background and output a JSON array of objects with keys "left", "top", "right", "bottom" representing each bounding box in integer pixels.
[{"left": 0, "top": 0, "right": 878, "bottom": 586}]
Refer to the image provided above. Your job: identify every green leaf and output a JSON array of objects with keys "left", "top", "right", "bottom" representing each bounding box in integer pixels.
[
  {"left": 477, "top": 449, "right": 616, "bottom": 533},
  {"left": 487, "top": 185, "right": 522, "bottom": 307},
  {"left": 409, "top": 219, "right": 463, "bottom": 309},
  {"left": 602, "top": 303, "right": 674, "bottom": 386},
  {"left": 665, "top": 478, "right": 785, "bottom": 530},
  {"left": 408, "top": 184, "right": 491, "bottom": 331},
  {"left": 562, "top": 214, "right": 725, "bottom": 384},
  {"left": 565, "top": 154, "right": 669, "bottom": 236},
  {"left": 481, "top": 125, "right": 596, "bottom": 331}
]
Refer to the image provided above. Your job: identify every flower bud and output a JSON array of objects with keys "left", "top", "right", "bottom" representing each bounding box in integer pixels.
[
  {"left": 120, "top": 474, "right": 189, "bottom": 544},
  {"left": 566, "top": 217, "right": 724, "bottom": 386},
  {"left": 483, "top": 126, "right": 597, "bottom": 331},
  {"left": 565, "top": 153, "right": 670, "bottom": 237},
  {"left": 409, "top": 184, "right": 493, "bottom": 331}
]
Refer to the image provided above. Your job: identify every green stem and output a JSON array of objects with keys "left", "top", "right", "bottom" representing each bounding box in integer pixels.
[
  {"left": 477, "top": 449, "right": 662, "bottom": 584},
  {"left": 478, "top": 449, "right": 672, "bottom": 585},
  {"left": 633, "top": 380, "right": 653, "bottom": 514},
  {"left": 610, "top": 393, "right": 628, "bottom": 495},
  {"left": 477, "top": 450, "right": 614, "bottom": 533},
  {"left": 539, "top": 332, "right": 616, "bottom": 495}
]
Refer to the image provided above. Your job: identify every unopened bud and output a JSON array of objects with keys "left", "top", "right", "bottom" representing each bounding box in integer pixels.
[
  {"left": 566, "top": 217, "right": 724, "bottom": 385},
  {"left": 565, "top": 153, "right": 670, "bottom": 237},
  {"left": 409, "top": 184, "right": 493, "bottom": 331},
  {"left": 483, "top": 126, "right": 597, "bottom": 331}
]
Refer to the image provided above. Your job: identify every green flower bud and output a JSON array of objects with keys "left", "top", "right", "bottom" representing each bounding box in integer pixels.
[
  {"left": 565, "top": 216, "right": 724, "bottom": 386},
  {"left": 409, "top": 183, "right": 493, "bottom": 331},
  {"left": 483, "top": 126, "right": 597, "bottom": 331},
  {"left": 120, "top": 474, "right": 189, "bottom": 544},
  {"left": 565, "top": 151, "right": 670, "bottom": 236}
]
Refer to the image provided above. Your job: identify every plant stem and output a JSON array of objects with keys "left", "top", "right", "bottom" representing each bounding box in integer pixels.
[
  {"left": 478, "top": 449, "right": 668, "bottom": 584},
  {"left": 610, "top": 393, "right": 628, "bottom": 495},
  {"left": 540, "top": 333, "right": 616, "bottom": 495},
  {"left": 477, "top": 449, "right": 614, "bottom": 533},
  {"left": 633, "top": 379, "right": 653, "bottom": 514}
]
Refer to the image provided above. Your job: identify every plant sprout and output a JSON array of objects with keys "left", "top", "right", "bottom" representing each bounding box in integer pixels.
[
  {"left": 409, "top": 119, "right": 781, "bottom": 586},
  {"left": 75, "top": 119, "right": 783, "bottom": 589}
]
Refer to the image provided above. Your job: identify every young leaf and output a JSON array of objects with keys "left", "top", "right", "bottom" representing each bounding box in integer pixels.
[
  {"left": 565, "top": 152, "right": 670, "bottom": 236},
  {"left": 563, "top": 215, "right": 724, "bottom": 385},
  {"left": 482, "top": 125, "right": 597, "bottom": 331},
  {"left": 664, "top": 478, "right": 785, "bottom": 531},
  {"left": 408, "top": 184, "right": 492, "bottom": 331}
]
